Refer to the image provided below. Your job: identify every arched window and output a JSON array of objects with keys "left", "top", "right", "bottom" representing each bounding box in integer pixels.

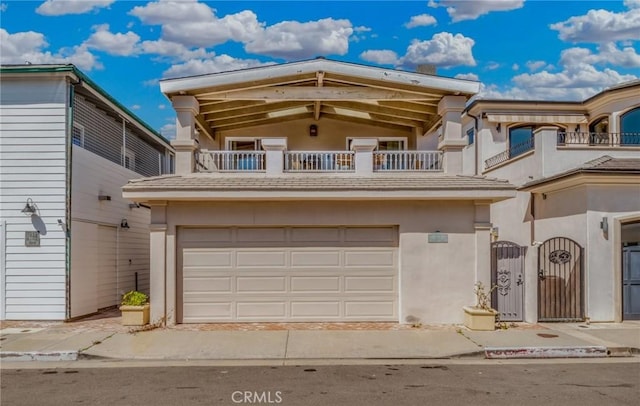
[
  {"left": 508, "top": 126, "right": 534, "bottom": 158},
  {"left": 588, "top": 117, "right": 610, "bottom": 144},
  {"left": 620, "top": 107, "right": 640, "bottom": 145}
]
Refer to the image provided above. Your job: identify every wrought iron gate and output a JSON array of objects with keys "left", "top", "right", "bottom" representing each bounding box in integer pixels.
[
  {"left": 537, "top": 237, "right": 584, "bottom": 321},
  {"left": 491, "top": 241, "right": 525, "bottom": 321}
]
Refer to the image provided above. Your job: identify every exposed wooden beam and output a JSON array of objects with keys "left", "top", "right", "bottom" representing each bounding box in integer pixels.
[
  {"left": 191, "top": 73, "right": 317, "bottom": 98},
  {"left": 194, "top": 115, "right": 215, "bottom": 141},
  {"left": 198, "top": 86, "right": 440, "bottom": 101},
  {"left": 376, "top": 100, "right": 441, "bottom": 112},
  {"left": 212, "top": 112, "right": 313, "bottom": 131},
  {"left": 321, "top": 112, "right": 413, "bottom": 132},
  {"left": 323, "top": 72, "right": 449, "bottom": 98},
  {"left": 314, "top": 71, "right": 325, "bottom": 121},
  {"left": 324, "top": 100, "right": 435, "bottom": 120},
  {"left": 204, "top": 101, "right": 311, "bottom": 120},
  {"left": 199, "top": 100, "right": 266, "bottom": 113},
  {"left": 319, "top": 105, "right": 423, "bottom": 128}
]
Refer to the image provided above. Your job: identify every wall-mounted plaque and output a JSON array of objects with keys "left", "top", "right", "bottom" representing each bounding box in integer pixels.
[
  {"left": 428, "top": 233, "right": 448, "bottom": 243},
  {"left": 25, "top": 231, "right": 40, "bottom": 247}
]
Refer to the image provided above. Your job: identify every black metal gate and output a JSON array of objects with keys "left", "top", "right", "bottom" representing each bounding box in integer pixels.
[
  {"left": 538, "top": 237, "right": 584, "bottom": 321},
  {"left": 491, "top": 241, "right": 525, "bottom": 321}
]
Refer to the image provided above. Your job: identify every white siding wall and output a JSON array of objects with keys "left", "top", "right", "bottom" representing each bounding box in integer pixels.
[
  {"left": 70, "top": 145, "right": 150, "bottom": 317},
  {"left": 0, "top": 78, "right": 69, "bottom": 320}
]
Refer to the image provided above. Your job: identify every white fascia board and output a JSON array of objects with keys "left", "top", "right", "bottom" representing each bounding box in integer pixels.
[
  {"left": 160, "top": 59, "right": 480, "bottom": 96},
  {"left": 123, "top": 188, "right": 516, "bottom": 202}
]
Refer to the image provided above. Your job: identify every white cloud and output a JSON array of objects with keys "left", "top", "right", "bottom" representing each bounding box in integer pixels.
[
  {"left": 428, "top": 0, "right": 524, "bottom": 22},
  {"left": 130, "top": 2, "right": 263, "bottom": 48},
  {"left": 560, "top": 43, "right": 640, "bottom": 68},
  {"left": 550, "top": 8, "right": 640, "bottom": 42},
  {"left": 526, "top": 60, "right": 546, "bottom": 71},
  {"left": 1, "top": 3, "right": 7, "bottom": 12},
  {"left": 140, "top": 39, "right": 213, "bottom": 61},
  {"left": 512, "top": 63, "right": 519, "bottom": 70},
  {"left": 405, "top": 14, "right": 437, "bottom": 28},
  {"left": 36, "top": 0, "right": 114, "bottom": 16},
  {"left": 359, "top": 50, "right": 399, "bottom": 65},
  {"left": 400, "top": 32, "right": 476, "bottom": 69},
  {"left": 354, "top": 26, "right": 371, "bottom": 33},
  {"left": 0, "top": 28, "right": 100, "bottom": 71},
  {"left": 485, "top": 61, "right": 500, "bottom": 70},
  {"left": 625, "top": 0, "right": 640, "bottom": 8},
  {"left": 454, "top": 73, "right": 479, "bottom": 81},
  {"left": 84, "top": 24, "right": 140, "bottom": 56},
  {"left": 244, "top": 18, "right": 353, "bottom": 60},
  {"left": 158, "top": 104, "right": 166, "bottom": 110},
  {"left": 162, "top": 54, "right": 274, "bottom": 79},
  {"left": 159, "top": 123, "right": 176, "bottom": 140},
  {"left": 131, "top": 104, "right": 141, "bottom": 110}
]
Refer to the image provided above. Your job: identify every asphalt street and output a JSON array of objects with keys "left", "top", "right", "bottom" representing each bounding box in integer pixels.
[{"left": 1, "top": 360, "right": 639, "bottom": 406}]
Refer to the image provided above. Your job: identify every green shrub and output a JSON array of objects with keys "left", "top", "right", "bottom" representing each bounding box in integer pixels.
[{"left": 121, "top": 291, "right": 148, "bottom": 306}]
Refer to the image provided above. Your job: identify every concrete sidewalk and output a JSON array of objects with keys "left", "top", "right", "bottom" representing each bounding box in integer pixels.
[{"left": 1, "top": 313, "right": 639, "bottom": 364}]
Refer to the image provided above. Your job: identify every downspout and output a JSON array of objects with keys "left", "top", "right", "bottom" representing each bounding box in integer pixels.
[
  {"left": 466, "top": 112, "right": 480, "bottom": 175},
  {"left": 65, "top": 76, "right": 80, "bottom": 319}
]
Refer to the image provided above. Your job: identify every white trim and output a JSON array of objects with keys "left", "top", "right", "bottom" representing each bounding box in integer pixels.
[
  {"left": 1, "top": 220, "right": 6, "bottom": 320},
  {"left": 160, "top": 59, "right": 480, "bottom": 95},
  {"left": 346, "top": 137, "right": 408, "bottom": 150},
  {"left": 487, "top": 113, "right": 587, "bottom": 124}
]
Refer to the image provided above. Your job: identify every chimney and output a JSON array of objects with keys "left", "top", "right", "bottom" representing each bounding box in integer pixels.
[{"left": 416, "top": 64, "right": 437, "bottom": 75}]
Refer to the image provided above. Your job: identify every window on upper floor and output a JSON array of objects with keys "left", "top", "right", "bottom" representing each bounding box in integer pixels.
[
  {"left": 466, "top": 128, "right": 475, "bottom": 145},
  {"left": 226, "top": 138, "right": 262, "bottom": 150},
  {"left": 72, "top": 123, "right": 85, "bottom": 147},
  {"left": 508, "top": 126, "right": 534, "bottom": 158},
  {"left": 589, "top": 116, "right": 609, "bottom": 134},
  {"left": 620, "top": 107, "right": 640, "bottom": 145},
  {"left": 122, "top": 147, "right": 135, "bottom": 171}
]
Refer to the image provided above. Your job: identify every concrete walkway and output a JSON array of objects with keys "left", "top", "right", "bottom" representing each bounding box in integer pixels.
[{"left": 1, "top": 312, "right": 639, "bottom": 364}]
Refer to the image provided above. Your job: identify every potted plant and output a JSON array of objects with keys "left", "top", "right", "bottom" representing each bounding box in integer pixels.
[
  {"left": 463, "top": 282, "right": 498, "bottom": 331},
  {"left": 119, "top": 290, "right": 150, "bottom": 326}
]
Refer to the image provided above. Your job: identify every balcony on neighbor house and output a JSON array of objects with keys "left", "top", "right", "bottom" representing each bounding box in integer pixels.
[
  {"left": 557, "top": 132, "right": 640, "bottom": 147},
  {"left": 195, "top": 150, "right": 443, "bottom": 174},
  {"left": 484, "top": 137, "right": 536, "bottom": 170}
]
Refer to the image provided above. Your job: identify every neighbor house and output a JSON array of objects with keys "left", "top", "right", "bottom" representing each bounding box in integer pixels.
[
  {"left": 0, "top": 64, "right": 174, "bottom": 320},
  {"left": 463, "top": 80, "right": 640, "bottom": 323},
  {"left": 122, "top": 58, "right": 518, "bottom": 325}
]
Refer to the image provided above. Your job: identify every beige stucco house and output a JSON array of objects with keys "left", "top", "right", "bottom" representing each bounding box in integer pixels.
[
  {"left": 463, "top": 80, "right": 640, "bottom": 323},
  {"left": 122, "top": 59, "right": 517, "bottom": 325}
]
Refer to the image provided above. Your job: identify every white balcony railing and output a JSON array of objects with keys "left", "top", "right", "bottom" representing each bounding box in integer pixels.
[
  {"left": 373, "top": 151, "right": 442, "bottom": 172},
  {"left": 557, "top": 132, "right": 640, "bottom": 146},
  {"left": 284, "top": 151, "right": 355, "bottom": 172},
  {"left": 196, "top": 150, "right": 266, "bottom": 172}
]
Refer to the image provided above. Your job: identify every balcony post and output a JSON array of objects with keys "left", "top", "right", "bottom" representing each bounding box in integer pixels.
[
  {"left": 261, "top": 138, "right": 287, "bottom": 176},
  {"left": 170, "top": 96, "right": 199, "bottom": 175},
  {"left": 350, "top": 138, "right": 378, "bottom": 175},
  {"left": 437, "top": 95, "right": 467, "bottom": 174}
]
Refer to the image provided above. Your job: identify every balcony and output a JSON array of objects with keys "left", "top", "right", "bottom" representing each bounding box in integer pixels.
[
  {"left": 484, "top": 137, "right": 535, "bottom": 170},
  {"left": 195, "top": 150, "right": 443, "bottom": 174},
  {"left": 557, "top": 132, "right": 640, "bottom": 147}
]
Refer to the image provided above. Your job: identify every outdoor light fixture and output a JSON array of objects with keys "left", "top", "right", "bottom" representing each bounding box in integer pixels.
[
  {"left": 309, "top": 124, "right": 318, "bottom": 137},
  {"left": 600, "top": 217, "right": 608, "bottom": 233},
  {"left": 496, "top": 123, "right": 502, "bottom": 133},
  {"left": 21, "top": 198, "right": 37, "bottom": 216},
  {"left": 120, "top": 219, "right": 130, "bottom": 229}
]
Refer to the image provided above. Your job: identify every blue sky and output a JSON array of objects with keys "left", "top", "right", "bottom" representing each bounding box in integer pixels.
[{"left": 1, "top": 0, "right": 639, "bottom": 138}]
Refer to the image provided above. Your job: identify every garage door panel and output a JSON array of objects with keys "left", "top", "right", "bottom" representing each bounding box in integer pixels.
[
  {"left": 180, "top": 226, "right": 398, "bottom": 322},
  {"left": 181, "top": 228, "right": 232, "bottom": 244},
  {"left": 183, "top": 250, "right": 232, "bottom": 267},
  {"left": 183, "top": 277, "right": 232, "bottom": 292},
  {"left": 291, "top": 301, "right": 340, "bottom": 318},
  {"left": 183, "top": 302, "right": 232, "bottom": 319},
  {"left": 237, "top": 277, "right": 286, "bottom": 293},
  {"left": 290, "top": 227, "right": 341, "bottom": 242},
  {"left": 345, "top": 250, "right": 395, "bottom": 267},
  {"left": 290, "top": 250, "right": 341, "bottom": 267},
  {"left": 236, "top": 251, "right": 287, "bottom": 267},
  {"left": 345, "top": 276, "right": 394, "bottom": 292},
  {"left": 237, "top": 302, "right": 286, "bottom": 318},
  {"left": 345, "top": 301, "right": 395, "bottom": 317}
]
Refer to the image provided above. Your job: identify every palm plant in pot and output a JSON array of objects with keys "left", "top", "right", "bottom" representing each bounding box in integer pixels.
[
  {"left": 463, "top": 282, "right": 498, "bottom": 331},
  {"left": 119, "top": 290, "right": 150, "bottom": 326}
]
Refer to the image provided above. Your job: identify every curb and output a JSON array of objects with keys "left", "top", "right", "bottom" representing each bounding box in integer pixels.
[
  {"left": 0, "top": 351, "right": 78, "bottom": 362},
  {"left": 484, "top": 346, "right": 608, "bottom": 359}
]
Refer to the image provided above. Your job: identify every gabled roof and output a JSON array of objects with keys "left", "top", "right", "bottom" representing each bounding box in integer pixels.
[
  {"left": 160, "top": 58, "right": 480, "bottom": 137},
  {"left": 0, "top": 64, "right": 171, "bottom": 149},
  {"left": 520, "top": 155, "right": 640, "bottom": 191}
]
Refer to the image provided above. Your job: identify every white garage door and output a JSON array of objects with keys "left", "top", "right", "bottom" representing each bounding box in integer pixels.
[{"left": 178, "top": 226, "right": 398, "bottom": 323}]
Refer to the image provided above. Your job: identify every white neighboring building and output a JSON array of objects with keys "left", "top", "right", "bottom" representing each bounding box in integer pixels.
[
  {"left": 464, "top": 80, "right": 640, "bottom": 323},
  {"left": 0, "top": 64, "right": 174, "bottom": 320}
]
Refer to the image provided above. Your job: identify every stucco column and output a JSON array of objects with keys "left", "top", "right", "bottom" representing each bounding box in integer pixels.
[
  {"left": 474, "top": 201, "right": 492, "bottom": 290},
  {"left": 165, "top": 224, "right": 176, "bottom": 326},
  {"left": 149, "top": 223, "right": 167, "bottom": 325},
  {"left": 261, "top": 138, "right": 287, "bottom": 176},
  {"left": 536, "top": 126, "right": 561, "bottom": 178},
  {"left": 171, "top": 96, "right": 200, "bottom": 175},
  {"left": 149, "top": 202, "right": 167, "bottom": 325},
  {"left": 437, "top": 96, "right": 467, "bottom": 174},
  {"left": 350, "top": 138, "right": 377, "bottom": 175}
]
